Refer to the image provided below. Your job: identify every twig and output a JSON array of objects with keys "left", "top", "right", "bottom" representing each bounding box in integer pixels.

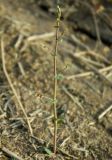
[
  {"left": 15, "top": 34, "right": 24, "bottom": 50},
  {"left": 98, "top": 104, "right": 112, "bottom": 120},
  {"left": 91, "top": 7, "right": 101, "bottom": 47},
  {"left": 1, "top": 38, "right": 33, "bottom": 136},
  {"left": 27, "top": 32, "right": 55, "bottom": 42},
  {"left": 58, "top": 147, "right": 78, "bottom": 159},
  {"left": 0, "top": 113, "right": 6, "bottom": 119},
  {"left": 66, "top": 64, "right": 112, "bottom": 80},
  {"left": 75, "top": 51, "right": 110, "bottom": 65},
  {"left": 75, "top": 56, "right": 104, "bottom": 68},
  {"left": 71, "top": 35, "right": 110, "bottom": 64},
  {"left": 66, "top": 50, "right": 112, "bottom": 87},
  {"left": 79, "top": 56, "right": 112, "bottom": 86},
  {"left": 2, "top": 147, "right": 24, "bottom": 160},
  {"left": 106, "top": 72, "right": 112, "bottom": 78},
  {"left": 62, "top": 86, "right": 83, "bottom": 109},
  {"left": 86, "top": 80, "right": 101, "bottom": 95},
  {"left": 71, "top": 35, "right": 90, "bottom": 51},
  {"left": 18, "top": 62, "right": 26, "bottom": 77},
  {"left": 66, "top": 72, "right": 93, "bottom": 79},
  {"left": 60, "top": 136, "right": 70, "bottom": 147},
  {"left": 78, "top": 1, "right": 101, "bottom": 46}
]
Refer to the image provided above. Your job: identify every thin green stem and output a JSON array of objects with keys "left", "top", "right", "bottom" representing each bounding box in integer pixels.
[{"left": 53, "top": 3, "right": 61, "bottom": 155}]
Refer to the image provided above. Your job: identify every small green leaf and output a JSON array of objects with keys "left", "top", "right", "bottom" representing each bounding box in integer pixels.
[
  {"left": 55, "top": 73, "right": 64, "bottom": 80},
  {"left": 57, "top": 117, "right": 65, "bottom": 125},
  {"left": 44, "top": 147, "right": 53, "bottom": 155},
  {"left": 47, "top": 98, "right": 57, "bottom": 104}
]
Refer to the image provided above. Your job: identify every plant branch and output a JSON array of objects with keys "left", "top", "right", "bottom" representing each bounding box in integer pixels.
[{"left": 53, "top": 3, "right": 61, "bottom": 155}]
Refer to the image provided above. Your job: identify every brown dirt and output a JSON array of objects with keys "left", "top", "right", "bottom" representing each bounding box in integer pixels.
[{"left": 0, "top": 0, "right": 112, "bottom": 160}]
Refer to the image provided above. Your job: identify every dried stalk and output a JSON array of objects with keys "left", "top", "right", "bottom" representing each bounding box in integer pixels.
[
  {"left": 1, "top": 38, "right": 33, "bottom": 136},
  {"left": 98, "top": 104, "right": 112, "bottom": 120},
  {"left": 66, "top": 65, "right": 112, "bottom": 79},
  {"left": 2, "top": 147, "right": 24, "bottom": 160}
]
